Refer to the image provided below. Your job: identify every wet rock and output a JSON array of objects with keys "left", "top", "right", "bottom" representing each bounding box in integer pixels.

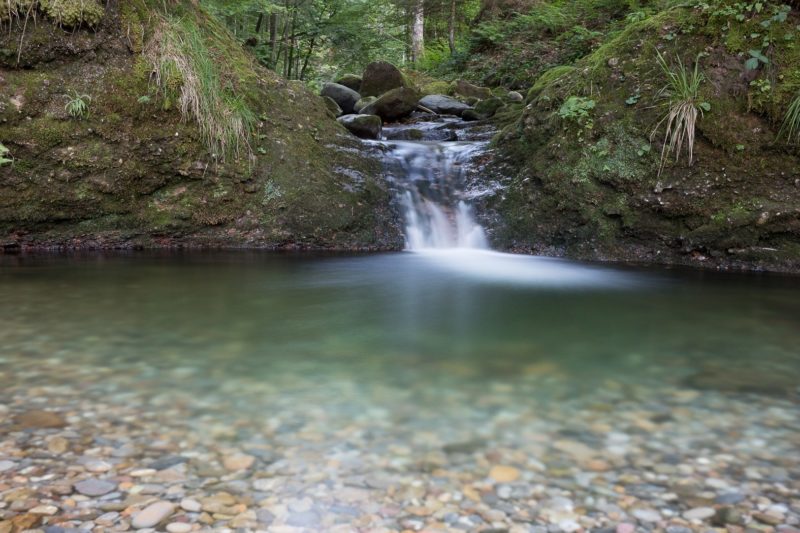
[
  {"left": 338, "top": 114, "right": 382, "bottom": 140},
  {"left": 132, "top": 501, "right": 175, "bottom": 529},
  {"left": 286, "top": 510, "right": 320, "bottom": 528},
  {"left": 320, "top": 83, "right": 361, "bottom": 114},
  {"left": 683, "top": 507, "right": 715, "bottom": 521},
  {"left": 361, "top": 87, "right": 420, "bottom": 121},
  {"left": 73, "top": 478, "right": 116, "bottom": 496},
  {"left": 223, "top": 453, "right": 255, "bottom": 471},
  {"left": 360, "top": 61, "right": 407, "bottom": 97},
  {"left": 489, "top": 465, "right": 520, "bottom": 483},
  {"left": 712, "top": 506, "right": 745, "bottom": 526},
  {"left": 443, "top": 439, "right": 486, "bottom": 454},
  {"left": 13, "top": 409, "right": 66, "bottom": 429},
  {"left": 462, "top": 109, "right": 483, "bottom": 121},
  {"left": 0, "top": 460, "right": 15, "bottom": 473},
  {"left": 632, "top": 508, "right": 662, "bottom": 523},
  {"left": 715, "top": 492, "right": 746, "bottom": 504},
  {"left": 354, "top": 96, "right": 377, "bottom": 113},
  {"left": 148, "top": 455, "right": 188, "bottom": 470},
  {"left": 322, "top": 96, "right": 343, "bottom": 117},
  {"left": 419, "top": 95, "right": 470, "bottom": 116}
]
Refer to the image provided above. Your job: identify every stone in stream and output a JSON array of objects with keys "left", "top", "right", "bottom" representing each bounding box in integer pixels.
[
  {"left": 462, "top": 109, "right": 483, "bottom": 121},
  {"left": 73, "top": 478, "right": 116, "bottom": 496},
  {"left": 683, "top": 507, "right": 715, "bottom": 521},
  {"left": 337, "top": 114, "right": 382, "bottom": 140},
  {"left": 335, "top": 73, "right": 362, "bottom": 92},
  {"left": 320, "top": 82, "right": 361, "bottom": 114},
  {"left": 474, "top": 96, "right": 506, "bottom": 118},
  {"left": 132, "top": 501, "right": 175, "bottom": 529},
  {"left": 454, "top": 79, "right": 493, "bottom": 100},
  {"left": 418, "top": 95, "right": 471, "bottom": 117},
  {"left": 13, "top": 409, "right": 66, "bottom": 429},
  {"left": 360, "top": 87, "right": 419, "bottom": 121},
  {"left": 322, "top": 96, "right": 342, "bottom": 117},
  {"left": 360, "top": 61, "right": 407, "bottom": 97},
  {"left": 148, "top": 455, "right": 188, "bottom": 470},
  {"left": 354, "top": 96, "right": 377, "bottom": 113}
]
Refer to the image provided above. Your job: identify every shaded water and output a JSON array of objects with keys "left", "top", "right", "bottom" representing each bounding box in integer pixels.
[{"left": 1, "top": 252, "right": 798, "bottom": 396}]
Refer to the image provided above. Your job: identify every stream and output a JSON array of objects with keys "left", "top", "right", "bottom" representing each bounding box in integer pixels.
[{"left": 0, "top": 117, "right": 798, "bottom": 531}]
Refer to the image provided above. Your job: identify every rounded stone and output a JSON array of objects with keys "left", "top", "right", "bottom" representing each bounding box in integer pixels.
[{"left": 132, "top": 501, "right": 175, "bottom": 529}]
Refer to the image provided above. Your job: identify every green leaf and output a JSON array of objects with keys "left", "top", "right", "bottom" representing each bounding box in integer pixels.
[
  {"left": 745, "top": 57, "right": 760, "bottom": 70},
  {"left": 699, "top": 102, "right": 711, "bottom": 112}
]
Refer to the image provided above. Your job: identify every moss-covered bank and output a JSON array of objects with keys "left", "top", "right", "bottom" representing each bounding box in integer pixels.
[
  {"left": 0, "top": 0, "right": 402, "bottom": 250},
  {"left": 472, "top": 1, "right": 800, "bottom": 272}
]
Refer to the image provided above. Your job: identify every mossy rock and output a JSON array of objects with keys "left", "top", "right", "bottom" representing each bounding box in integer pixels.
[
  {"left": 335, "top": 73, "right": 362, "bottom": 92},
  {"left": 474, "top": 97, "right": 505, "bottom": 118},
  {"left": 0, "top": 1, "right": 402, "bottom": 251},
  {"left": 454, "top": 80, "right": 493, "bottom": 100},
  {"left": 322, "top": 96, "right": 342, "bottom": 118},
  {"left": 421, "top": 81, "right": 452, "bottom": 96},
  {"left": 354, "top": 96, "right": 377, "bottom": 113}
]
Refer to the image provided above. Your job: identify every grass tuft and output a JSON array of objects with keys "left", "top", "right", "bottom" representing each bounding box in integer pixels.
[
  {"left": 778, "top": 93, "right": 800, "bottom": 144},
  {"left": 651, "top": 50, "right": 706, "bottom": 176},
  {"left": 145, "top": 16, "right": 256, "bottom": 161},
  {"left": 64, "top": 90, "right": 91, "bottom": 118}
]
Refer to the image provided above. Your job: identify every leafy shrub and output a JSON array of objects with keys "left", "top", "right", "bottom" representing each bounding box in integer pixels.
[
  {"left": 0, "top": 142, "right": 12, "bottom": 166},
  {"left": 558, "top": 96, "right": 596, "bottom": 129}
]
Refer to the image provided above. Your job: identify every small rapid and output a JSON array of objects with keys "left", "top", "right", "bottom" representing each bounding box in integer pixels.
[{"left": 379, "top": 130, "right": 490, "bottom": 251}]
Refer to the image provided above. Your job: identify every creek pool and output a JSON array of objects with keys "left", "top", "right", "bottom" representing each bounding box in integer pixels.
[{"left": 0, "top": 251, "right": 798, "bottom": 531}]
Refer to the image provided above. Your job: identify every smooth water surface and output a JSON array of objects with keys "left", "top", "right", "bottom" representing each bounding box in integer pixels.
[{"left": 1, "top": 252, "right": 798, "bottom": 395}]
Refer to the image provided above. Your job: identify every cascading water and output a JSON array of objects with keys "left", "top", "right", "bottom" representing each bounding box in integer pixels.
[{"left": 380, "top": 131, "right": 490, "bottom": 251}]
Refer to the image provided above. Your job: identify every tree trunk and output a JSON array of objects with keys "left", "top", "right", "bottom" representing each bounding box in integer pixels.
[
  {"left": 410, "top": 0, "right": 424, "bottom": 63},
  {"left": 448, "top": 0, "right": 457, "bottom": 55},
  {"left": 269, "top": 13, "right": 278, "bottom": 67}
]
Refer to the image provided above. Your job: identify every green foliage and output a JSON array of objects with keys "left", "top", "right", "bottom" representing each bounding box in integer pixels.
[
  {"left": 64, "top": 90, "right": 91, "bottom": 118},
  {"left": 778, "top": 93, "right": 800, "bottom": 143},
  {"left": 558, "top": 96, "right": 596, "bottom": 129},
  {"left": 145, "top": 15, "right": 257, "bottom": 160},
  {"left": 0, "top": 142, "right": 12, "bottom": 166},
  {"left": 652, "top": 51, "right": 708, "bottom": 175}
]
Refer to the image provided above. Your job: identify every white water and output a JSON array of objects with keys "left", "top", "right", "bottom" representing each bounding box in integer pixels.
[
  {"left": 379, "top": 121, "right": 636, "bottom": 288},
  {"left": 382, "top": 139, "right": 489, "bottom": 251}
]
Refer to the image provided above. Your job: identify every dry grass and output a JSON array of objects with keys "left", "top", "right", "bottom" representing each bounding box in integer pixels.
[{"left": 145, "top": 16, "right": 255, "bottom": 161}]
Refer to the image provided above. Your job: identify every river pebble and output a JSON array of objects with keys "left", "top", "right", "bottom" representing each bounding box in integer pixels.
[{"left": 0, "top": 326, "right": 797, "bottom": 533}]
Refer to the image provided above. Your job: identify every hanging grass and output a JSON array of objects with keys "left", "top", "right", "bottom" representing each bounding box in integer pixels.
[
  {"left": 651, "top": 50, "right": 708, "bottom": 176},
  {"left": 778, "top": 93, "right": 800, "bottom": 145},
  {"left": 145, "top": 15, "right": 256, "bottom": 161}
]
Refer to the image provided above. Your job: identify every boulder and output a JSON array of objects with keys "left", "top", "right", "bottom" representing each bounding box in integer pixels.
[
  {"left": 322, "top": 96, "right": 342, "bottom": 117},
  {"left": 421, "top": 81, "right": 452, "bottom": 96},
  {"left": 419, "top": 95, "right": 470, "bottom": 117},
  {"left": 335, "top": 73, "right": 362, "bottom": 92},
  {"left": 361, "top": 87, "right": 419, "bottom": 122},
  {"left": 338, "top": 114, "right": 382, "bottom": 139},
  {"left": 360, "top": 61, "right": 407, "bottom": 97},
  {"left": 454, "top": 80, "right": 493, "bottom": 100},
  {"left": 320, "top": 83, "right": 361, "bottom": 114},
  {"left": 507, "top": 91, "right": 524, "bottom": 102},
  {"left": 474, "top": 96, "right": 505, "bottom": 118},
  {"left": 354, "top": 96, "right": 377, "bottom": 113}
]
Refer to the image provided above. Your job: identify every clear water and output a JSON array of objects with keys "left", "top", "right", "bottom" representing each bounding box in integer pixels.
[{"left": 1, "top": 252, "right": 798, "bottom": 397}]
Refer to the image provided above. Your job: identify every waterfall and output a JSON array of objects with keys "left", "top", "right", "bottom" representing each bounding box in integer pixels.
[{"left": 382, "top": 136, "right": 489, "bottom": 251}]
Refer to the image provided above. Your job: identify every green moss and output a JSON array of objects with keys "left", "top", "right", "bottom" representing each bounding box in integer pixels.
[{"left": 38, "top": 0, "right": 104, "bottom": 27}]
